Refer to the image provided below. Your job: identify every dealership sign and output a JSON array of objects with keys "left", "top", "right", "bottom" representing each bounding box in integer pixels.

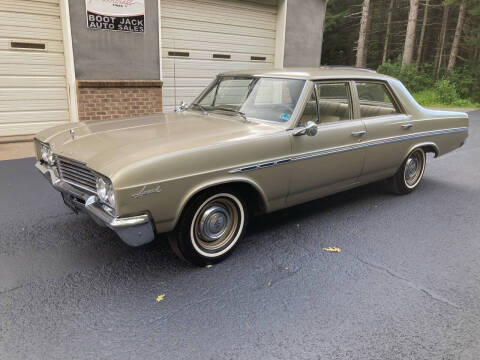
[{"left": 86, "top": 0, "right": 145, "bottom": 33}]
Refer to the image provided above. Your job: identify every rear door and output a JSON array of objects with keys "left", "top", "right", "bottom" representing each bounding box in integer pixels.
[
  {"left": 353, "top": 81, "right": 414, "bottom": 182},
  {"left": 287, "top": 81, "right": 367, "bottom": 206}
]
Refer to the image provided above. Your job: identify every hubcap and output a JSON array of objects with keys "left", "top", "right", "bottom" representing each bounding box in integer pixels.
[
  {"left": 405, "top": 158, "right": 418, "bottom": 180},
  {"left": 192, "top": 195, "right": 241, "bottom": 253},
  {"left": 199, "top": 205, "right": 230, "bottom": 241},
  {"left": 404, "top": 150, "right": 425, "bottom": 188}
]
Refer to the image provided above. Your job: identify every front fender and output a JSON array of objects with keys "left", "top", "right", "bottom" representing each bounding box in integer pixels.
[{"left": 173, "top": 175, "right": 269, "bottom": 229}]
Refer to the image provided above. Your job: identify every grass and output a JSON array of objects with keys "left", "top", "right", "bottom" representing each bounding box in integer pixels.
[{"left": 412, "top": 90, "right": 480, "bottom": 109}]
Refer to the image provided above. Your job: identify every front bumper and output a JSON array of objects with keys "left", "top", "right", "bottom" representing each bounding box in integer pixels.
[{"left": 35, "top": 161, "right": 155, "bottom": 247}]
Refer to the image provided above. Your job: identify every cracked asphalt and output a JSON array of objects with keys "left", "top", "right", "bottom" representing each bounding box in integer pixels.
[{"left": 1, "top": 111, "right": 479, "bottom": 360}]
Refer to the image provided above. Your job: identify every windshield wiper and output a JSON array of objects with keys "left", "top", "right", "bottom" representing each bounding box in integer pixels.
[
  {"left": 212, "top": 107, "right": 247, "bottom": 121},
  {"left": 190, "top": 103, "right": 209, "bottom": 115}
]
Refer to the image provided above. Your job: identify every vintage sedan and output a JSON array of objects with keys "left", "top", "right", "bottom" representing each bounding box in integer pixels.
[{"left": 34, "top": 67, "right": 469, "bottom": 265}]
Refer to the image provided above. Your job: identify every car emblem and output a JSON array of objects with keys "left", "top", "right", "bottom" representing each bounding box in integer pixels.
[
  {"left": 70, "top": 129, "right": 76, "bottom": 140},
  {"left": 131, "top": 185, "right": 162, "bottom": 199}
]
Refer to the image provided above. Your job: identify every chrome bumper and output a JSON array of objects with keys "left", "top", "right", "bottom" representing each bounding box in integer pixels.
[{"left": 35, "top": 161, "right": 155, "bottom": 247}]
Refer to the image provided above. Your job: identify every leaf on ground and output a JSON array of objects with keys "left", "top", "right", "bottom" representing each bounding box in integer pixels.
[
  {"left": 323, "top": 247, "right": 341, "bottom": 253},
  {"left": 156, "top": 294, "right": 166, "bottom": 302}
]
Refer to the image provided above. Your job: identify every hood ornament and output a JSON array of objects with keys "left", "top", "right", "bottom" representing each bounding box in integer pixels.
[{"left": 69, "top": 129, "right": 76, "bottom": 140}]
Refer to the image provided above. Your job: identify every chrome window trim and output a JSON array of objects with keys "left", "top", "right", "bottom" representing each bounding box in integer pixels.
[
  {"left": 228, "top": 127, "right": 468, "bottom": 173},
  {"left": 353, "top": 79, "right": 406, "bottom": 118},
  {"left": 314, "top": 80, "right": 354, "bottom": 121}
]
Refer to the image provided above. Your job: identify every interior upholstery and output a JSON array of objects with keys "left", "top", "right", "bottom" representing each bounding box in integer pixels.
[
  {"left": 300, "top": 101, "right": 318, "bottom": 124},
  {"left": 318, "top": 100, "right": 350, "bottom": 122},
  {"left": 359, "top": 103, "right": 397, "bottom": 118},
  {"left": 300, "top": 100, "right": 397, "bottom": 126}
]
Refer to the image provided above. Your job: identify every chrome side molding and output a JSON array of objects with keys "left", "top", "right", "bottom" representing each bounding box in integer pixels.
[{"left": 229, "top": 127, "right": 467, "bottom": 174}]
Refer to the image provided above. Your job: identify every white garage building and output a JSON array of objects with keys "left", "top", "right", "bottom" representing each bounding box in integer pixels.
[{"left": 0, "top": 0, "right": 326, "bottom": 138}]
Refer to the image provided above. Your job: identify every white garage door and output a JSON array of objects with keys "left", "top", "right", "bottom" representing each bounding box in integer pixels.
[
  {"left": 0, "top": 0, "right": 69, "bottom": 137},
  {"left": 161, "top": 0, "right": 278, "bottom": 111}
]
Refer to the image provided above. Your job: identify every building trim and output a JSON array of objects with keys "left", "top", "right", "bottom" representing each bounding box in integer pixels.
[
  {"left": 60, "top": 0, "right": 79, "bottom": 123},
  {"left": 275, "top": 0, "right": 287, "bottom": 68},
  {"left": 158, "top": 0, "right": 163, "bottom": 81},
  {"left": 77, "top": 80, "right": 163, "bottom": 88}
]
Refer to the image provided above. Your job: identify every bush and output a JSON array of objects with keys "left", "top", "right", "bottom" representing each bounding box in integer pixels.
[
  {"left": 377, "top": 59, "right": 480, "bottom": 107},
  {"left": 377, "top": 59, "right": 434, "bottom": 93},
  {"left": 434, "top": 80, "right": 459, "bottom": 105},
  {"left": 448, "top": 64, "right": 480, "bottom": 103}
]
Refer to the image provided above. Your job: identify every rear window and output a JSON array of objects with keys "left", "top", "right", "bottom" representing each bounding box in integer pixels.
[{"left": 355, "top": 82, "right": 402, "bottom": 118}]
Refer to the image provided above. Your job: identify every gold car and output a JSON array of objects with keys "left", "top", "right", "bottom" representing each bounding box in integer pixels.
[{"left": 35, "top": 67, "right": 469, "bottom": 265}]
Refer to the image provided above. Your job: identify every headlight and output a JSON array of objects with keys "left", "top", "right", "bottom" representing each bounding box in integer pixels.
[
  {"left": 40, "top": 144, "right": 55, "bottom": 166},
  {"left": 96, "top": 177, "right": 115, "bottom": 208}
]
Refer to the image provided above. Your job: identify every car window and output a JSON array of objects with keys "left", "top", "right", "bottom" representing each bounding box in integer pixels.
[
  {"left": 194, "top": 77, "right": 306, "bottom": 123},
  {"left": 199, "top": 78, "right": 253, "bottom": 107},
  {"left": 241, "top": 78, "right": 305, "bottom": 122},
  {"left": 355, "top": 82, "right": 401, "bottom": 118},
  {"left": 299, "top": 91, "right": 319, "bottom": 126},
  {"left": 315, "top": 82, "right": 352, "bottom": 123}
]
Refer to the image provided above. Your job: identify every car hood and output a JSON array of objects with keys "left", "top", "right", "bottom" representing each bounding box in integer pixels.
[{"left": 36, "top": 111, "right": 283, "bottom": 177}]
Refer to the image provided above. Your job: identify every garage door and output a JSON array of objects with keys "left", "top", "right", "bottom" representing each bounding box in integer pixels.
[
  {"left": 0, "top": 0, "right": 69, "bottom": 137},
  {"left": 161, "top": 0, "right": 278, "bottom": 111}
]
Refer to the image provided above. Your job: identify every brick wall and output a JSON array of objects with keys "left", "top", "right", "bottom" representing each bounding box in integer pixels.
[{"left": 77, "top": 80, "right": 163, "bottom": 121}]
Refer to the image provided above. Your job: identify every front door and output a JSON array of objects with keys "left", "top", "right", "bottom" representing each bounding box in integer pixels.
[{"left": 287, "top": 81, "right": 367, "bottom": 206}]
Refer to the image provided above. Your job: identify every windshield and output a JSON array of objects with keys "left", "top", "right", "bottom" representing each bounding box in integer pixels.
[{"left": 192, "top": 77, "right": 306, "bottom": 123}]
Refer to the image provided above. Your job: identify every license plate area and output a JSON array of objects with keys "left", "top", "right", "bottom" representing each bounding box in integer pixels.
[{"left": 61, "top": 193, "right": 84, "bottom": 214}]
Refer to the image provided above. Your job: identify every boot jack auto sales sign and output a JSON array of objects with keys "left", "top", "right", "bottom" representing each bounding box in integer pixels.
[{"left": 86, "top": 0, "right": 145, "bottom": 33}]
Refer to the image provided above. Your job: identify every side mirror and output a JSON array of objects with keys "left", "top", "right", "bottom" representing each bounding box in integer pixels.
[
  {"left": 175, "top": 100, "right": 186, "bottom": 112},
  {"left": 293, "top": 121, "right": 318, "bottom": 137}
]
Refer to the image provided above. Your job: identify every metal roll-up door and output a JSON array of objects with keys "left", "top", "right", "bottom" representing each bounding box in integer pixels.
[
  {"left": 0, "top": 0, "right": 69, "bottom": 136},
  {"left": 161, "top": 0, "right": 278, "bottom": 111}
]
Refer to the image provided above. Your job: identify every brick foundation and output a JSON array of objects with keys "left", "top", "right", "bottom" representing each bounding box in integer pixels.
[{"left": 77, "top": 80, "right": 163, "bottom": 121}]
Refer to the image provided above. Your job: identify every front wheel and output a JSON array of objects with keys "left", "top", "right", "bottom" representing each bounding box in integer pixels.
[
  {"left": 387, "top": 148, "right": 426, "bottom": 194},
  {"left": 169, "top": 189, "right": 248, "bottom": 266}
]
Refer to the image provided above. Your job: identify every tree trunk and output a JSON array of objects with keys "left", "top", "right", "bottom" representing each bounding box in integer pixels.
[
  {"left": 382, "top": 0, "right": 394, "bottom": 64},
  {"left": 436, "top": 5, "right": 449, "bottom": 74},
  {"left": 447, "top": 0, "right": 467, "bottom": 72},
  {"left": 415, "top": 0, "right": 429, "bottom": 69},
  {"left": 356, "top": 0, "right": 371, "bottom": 67},
  {"left": 402, "top": 0, "right": 420, "bottom": 68}
]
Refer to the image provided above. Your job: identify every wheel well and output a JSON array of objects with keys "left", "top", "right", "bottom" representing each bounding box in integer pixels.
[
  {"left": 421, "top": 144, "right": 439, "bottom": 157},
  {"left": 183, "top": 182, "right": 267, "bottom": 218}
]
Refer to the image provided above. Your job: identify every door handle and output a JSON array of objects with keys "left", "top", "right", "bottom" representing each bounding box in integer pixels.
[
  {"left": 351, "top": 130, "right": 366, "bottom": 137},
  {"left": 402, "top": 123, "right": 414, "bottom": 129}
]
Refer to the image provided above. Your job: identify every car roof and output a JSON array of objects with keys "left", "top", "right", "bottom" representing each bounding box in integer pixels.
[{"left": 219, "top": 66, "right": 395, "bottom": 81}]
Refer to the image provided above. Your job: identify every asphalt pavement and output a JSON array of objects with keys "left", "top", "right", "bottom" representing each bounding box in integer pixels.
[{"left": 1, "top": 111, "right": 479, "bottom": 360}]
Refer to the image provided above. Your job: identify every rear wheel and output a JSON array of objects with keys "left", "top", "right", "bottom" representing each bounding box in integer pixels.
[
  {"left": 388, "top": 148, "right": 426, "bottom": 194},
  {"left": 169, "top": 189, "right": 248, "bottom": 266}
]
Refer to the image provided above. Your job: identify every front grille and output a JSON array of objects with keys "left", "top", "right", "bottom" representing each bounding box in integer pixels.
[{"left": 56, "top": 156, "right": 97, "bottom": 193}]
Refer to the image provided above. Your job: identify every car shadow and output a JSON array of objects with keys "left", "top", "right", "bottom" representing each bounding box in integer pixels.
[{"left": 247, "top": 180, "right": 391, "bottom": 238}]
